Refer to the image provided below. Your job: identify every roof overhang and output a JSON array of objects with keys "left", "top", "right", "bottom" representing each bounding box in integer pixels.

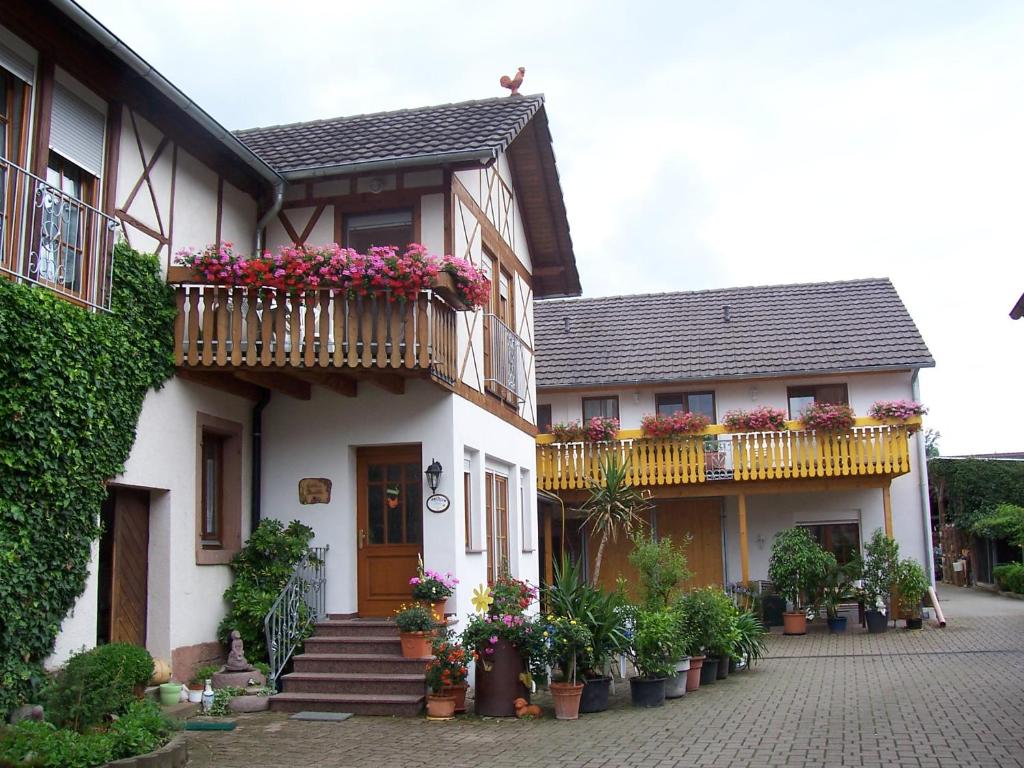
[
  {"left": 279, "top": 149, "right": 495, "bottom": 181},
  {"left": 1011, "top": 292, "right": 1024, "bottom": 319}
]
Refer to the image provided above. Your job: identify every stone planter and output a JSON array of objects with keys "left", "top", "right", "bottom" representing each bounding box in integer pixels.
[
  {"left": 103, "top": 733, "right": 187, "bottom": 767},
  {"left": 228, "top": 694, "right": 270, "bottom": 713}
]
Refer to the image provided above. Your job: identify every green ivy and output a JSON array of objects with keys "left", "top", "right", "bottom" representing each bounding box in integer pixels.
[
  {"left": 929, "top": 458, "right": 1024, "bottom": 530},
  {"left": 0, "top": 242, "right": 175, "bottom": 716}
]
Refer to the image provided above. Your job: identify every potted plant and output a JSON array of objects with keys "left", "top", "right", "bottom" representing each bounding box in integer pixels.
[
  {"left": 640, "top": 411, "right": 710, "bottom": 437},
  {"left": 868, "top": 400, "right": 927, "bottom": 433},
  {"left": 676, "top": 587, "right": 735, "bottom": 687},
  {"left": 862, "top": 528, "right": 900, "bottom": 633},
  {"left": 820, "top": 555, "right": 861, "bottom": 633},
  {"left": 395, "top": 603, "right": 435, "bottom": 658},
  {"left": 551, "top": 420, "right": 585, "bottom": 443},
  {"left": 544, "top": 615, "right": 594, "bottom": 720},
  {"left": 544, "top": 556, "right": 628, "bottom": 713},
  {"left": 723, "top": 406, "right": 788, "bottom": 432},
  {"left": 187, "top": 665, "right": 219, "bottom": 704},
  {"left": 768, "top": 527, "right": 832, "bottom": 635},
  {"left": 585, "top": 416, "right": 620, "bottom": 442},
  {"left": 461, "top": 576, "right": 547, "bottom": 717},
  {"left": 664, "top": 608, "right": 693, "bottom": 699},
  {"left": 625, "top": 607, "right": 682, "bottom": 708},
  {"left": 732, "top": 612, "right": 768, "bottom": 669},
  {"left": 410, "top": 557, "right": 457, "bottom": 623},
  {"left": 799, "top": 401, "right": 856, "bottom": 432},
  {"left": 424, "top": 631, "right": 468, "bottom": 719},
  {"left": 579, "top": 456, "right": 652, "bottom": 586},
  {"left": 895, "top": 557, "right": 928, "bottom": 630}
]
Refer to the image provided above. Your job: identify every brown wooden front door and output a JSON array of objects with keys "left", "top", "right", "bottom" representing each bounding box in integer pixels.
[
  {"left": 98, "top": 487, "right": 150, "bottom": 646},
  {"left": 356, "top": 445, "right": 423, "bottom": 617}
]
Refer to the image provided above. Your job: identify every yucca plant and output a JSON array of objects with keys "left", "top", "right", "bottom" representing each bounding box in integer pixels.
[
  {"left": 579, "top": 456, "right": 652, "bottom": 586},
  {"left": 733, "top": 612, "right": 768, "bottom": 667}
]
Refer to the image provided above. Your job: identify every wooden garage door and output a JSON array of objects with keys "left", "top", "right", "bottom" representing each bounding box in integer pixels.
[
  {"left": 109, "top": 488, "right": 150, "bottom": 645},
  {"left": 654, "top": 498, "right": 724, "bottom": 589}
]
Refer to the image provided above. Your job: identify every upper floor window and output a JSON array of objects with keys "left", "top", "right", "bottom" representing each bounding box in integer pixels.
[
  {"left": 787, "top": 383, "right": 849, "bottom": 418},
  {"left": 39, "top": 150, "right": 96, "bottom": 294},
  {"left": 0, "top": 68, "right": 29, "bottom": 163},
  {"left": 582, "top": 396, "right": 619, "bottom": 421},
  {"left": 344, "top": 209, "right": 413, "bottom": 252},
  {"left": 200, "top": 430, "right": 224, "bottom": 547},
  {"left": 656, "top": 391, "right": 716, "bottom": 422},
  {"left": 537, "top": 404, "right": 552, "bottom": 432}
]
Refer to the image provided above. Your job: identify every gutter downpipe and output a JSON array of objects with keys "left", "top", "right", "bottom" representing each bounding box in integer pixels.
[
  {"left": 912, "top": 369, "right": 936, "bottom": 585},
  {"left": 254, "top": 180, "right": 285, "bottom": 255},
  {"left": 251, "top": 391, "right": 271, "bottom": 530}
]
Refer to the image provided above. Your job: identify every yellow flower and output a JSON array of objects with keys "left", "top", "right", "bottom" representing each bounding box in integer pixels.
[
  {"left": 471, "top": 584, "right": 494, "bottom": 614},
  {"left": 569, "top": 619, "right": 576, "bottom": 625}
]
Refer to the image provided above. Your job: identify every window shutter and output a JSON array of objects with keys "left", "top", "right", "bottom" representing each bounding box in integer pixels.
[
  {"left": 0, "top": 41, "right": 34, "bottom": 84},
  {"left": 49, "top": 82, "right": 105, "bottom": 178}
]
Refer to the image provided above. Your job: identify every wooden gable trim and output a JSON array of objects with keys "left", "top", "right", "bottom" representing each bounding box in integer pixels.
[{"left": 452, "top": 175, "right": 531, "bottom": 289}]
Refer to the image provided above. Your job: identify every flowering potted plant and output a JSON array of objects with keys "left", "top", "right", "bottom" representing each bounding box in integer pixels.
[
  {"left": 409, "top": 558, "right": 457, "bottom": 622},
  {"left": 799, "top": 402, "right": 856, "bottom": 432},
  {"left": 868, "top": 400, "right": 927, "bottom": 434},
  {"left": 394, "top": 603, "right": 435, "bottom": 658},
  {"left": 461, "top": 576, "right": 547, "bottom": 717},
  {"left": 722, "top": 406, "right": 787, "bottom": 432},
  {"left": 424, "top": 631, "right": 469, "bottom": 718},
  {"left": 543, "top": 615, "right": 594, "bottom": 720},
  {"left": 551, "top": 420, "right": 585, "bottom": 443},
  {"left": 640, "top": 411, "right": 710, "bottom": 437},
  {"left": 585, "top": 416, "right": 619, "bottom": 442}
]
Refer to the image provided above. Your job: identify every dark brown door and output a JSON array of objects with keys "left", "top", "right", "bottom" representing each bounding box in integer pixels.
[
  {"left": 357, "top": 446, "right": 423, "bottom": 617},
  {"left": 98, "top": 487, "right": 150, "bottom": 646}
]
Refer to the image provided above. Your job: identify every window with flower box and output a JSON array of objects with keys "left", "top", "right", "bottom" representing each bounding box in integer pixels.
[
  {"left": 787, "top": 383, "right": 849, "bottom": 418},
  {"left": 655, "top": 391, "right": 716, "bottom": 422},
  {"left": 582, "top": 396, "right": 619, "bottom": 421}
]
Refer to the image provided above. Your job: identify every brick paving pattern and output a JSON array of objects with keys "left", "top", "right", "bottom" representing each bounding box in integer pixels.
[{"left": 186, "top": 586, "right": 1024, "bottom": 767}]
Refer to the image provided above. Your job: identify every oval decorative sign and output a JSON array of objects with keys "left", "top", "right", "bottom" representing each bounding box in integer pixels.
[{"left": 425, "top": 493, "right": 450, "bottom": 513}]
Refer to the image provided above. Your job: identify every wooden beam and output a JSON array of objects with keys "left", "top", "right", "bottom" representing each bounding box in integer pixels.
[
  {"left": 367, "top": 373, "right": 405, "bottom": 395},
  {"left": 544, "top": 506, "right": 554, "bottom": 587},
  {"left": 293, "top": 371, "right": 358, "bottom": 398},
  {"left": 532, "top": 266, "right": 566, "bottom": 277},
  {"left": 176, "top": 368, "right": 265, "bottom": 402},
  {"left": 738, "top": 493, "right": 750, "bottom": 585},
  {"left": 882, "top": 483, "right": 894, "bottom": 539},
  {"left": 233, "top": 371, "right": 311, "bottom": 400}
]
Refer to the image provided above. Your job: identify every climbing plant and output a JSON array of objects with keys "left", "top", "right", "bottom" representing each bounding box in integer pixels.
[
  {"left": 0, "top": 242, "right": 176, "bottom": 715},
  {"left": 929, "top": 458, "right": 1024, "bottom": 530}
]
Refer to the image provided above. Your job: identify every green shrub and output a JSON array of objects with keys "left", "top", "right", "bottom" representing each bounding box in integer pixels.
[
  {"left": 218, "top": 519, "right": 317, "bottom": 663},
  {"left": 625, "top": 608, "right": 683, "bottom": 680},
  {"left": 107, "top": 700, "right": 176, "bottom": 760},
  {"left": 44, "top": 643, "right": 153, "bottom": 732},
  {"left": 862, "top": 528, "right": 900, "bottom": 612},
  {"left": 768, "top": 527, "right": 832, "bottom": 610},
  {"left": 676, "top": 587, "right": 738, "bottom": 658},
  {"left": 0, "top": 243, "right": 175, "bottom": 716},
  {"left": 993, "top": 562, "right": 1024, "bottom": 594},
  {"left": 628, "top": 533, "right": 693, "bottom": 609},
  {"left": 0, "top": 721, "right": 113, "bottom": 768}
]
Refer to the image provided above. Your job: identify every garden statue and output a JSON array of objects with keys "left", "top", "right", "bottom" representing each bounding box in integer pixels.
[{"left": 225, "top": 629, "right": 253, "bottom": 672}]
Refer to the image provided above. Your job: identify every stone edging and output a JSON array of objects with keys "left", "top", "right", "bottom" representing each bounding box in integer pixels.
[{"left": 104, "top": 733, "right": 188, "bottom": 767}]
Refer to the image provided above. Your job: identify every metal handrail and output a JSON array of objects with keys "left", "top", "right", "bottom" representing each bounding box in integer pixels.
[
  {"left": 263, "top": 545, "right": 328, "bottom": 689},
  {"left": 485, "top": 312, "right": 527, "bottom": 402},
  {"left": 0, "top": 156, "right": 120, "bottom": 312}
]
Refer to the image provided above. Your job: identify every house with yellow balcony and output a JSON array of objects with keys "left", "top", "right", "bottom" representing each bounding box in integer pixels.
[{"left": 533, "top": 278, "right": 935, "bottom": 594}]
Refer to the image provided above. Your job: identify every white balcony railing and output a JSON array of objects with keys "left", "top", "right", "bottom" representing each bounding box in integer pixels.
[
  {"left": 0, "top": 157, "right": 120, "bottom": 311},
  {"left": 486, "top": 313, "right": 528, "bottom": 403}
]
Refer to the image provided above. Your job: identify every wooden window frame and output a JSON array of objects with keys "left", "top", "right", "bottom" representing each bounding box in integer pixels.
[
  {"left": 485, "top": 469, "right": 511, "bottom": 581},
  {"left": 582, "top": 395, "right": 620, "bottom": 421},
  {"left": 787, "top": 383, "right": 849, "bottom": 418},
  {"left": 41, "top": 150, "right": 97, "bottom": 299},
  {"left": 195, "top": 413, "right": 243, "bottom": 565},
  {"left": 655, "top": 391, "right": 717, "bottom": 421},
  {"left": 341, "top": 207, "right": 415, "bottom": 252},
  {"left": 537, "top": 404, "right": 553, "bottom": 433},
  {"left": 464, "top": 469, "right": 474, "bottom": 552}
]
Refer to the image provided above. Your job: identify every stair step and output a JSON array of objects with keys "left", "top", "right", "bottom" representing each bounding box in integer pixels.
[
  {"left": 315, "top": 619, "right": 400, "bottom": 638},
  {"left": 269, "top": 692, "right": 423, "bottom": 717},
  {"left": 281, "top": 672, "right": 425, "bottom": 696},
  {"left": 293, "top": 653, "right": 430, "bottom": 674},
  {"left": 305, "top": 636, "right": 403, "bottom": 655}
]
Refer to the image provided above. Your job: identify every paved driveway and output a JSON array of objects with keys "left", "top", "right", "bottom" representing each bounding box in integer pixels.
[{"left": 186, "top": 585, "right": 1024, "bottom": 768}]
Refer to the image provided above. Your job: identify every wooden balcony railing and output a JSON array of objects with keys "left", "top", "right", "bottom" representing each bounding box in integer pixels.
[
  {"left": 168, "top": 267, "right": 458, "bottom": 383},
  {"left": 536, "top": 417, "right": 920, "bottom": 492}
]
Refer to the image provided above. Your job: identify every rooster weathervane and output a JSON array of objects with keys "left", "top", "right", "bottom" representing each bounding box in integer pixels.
[{"left": 499, "top": 67, "right": 525, "bottom": 96}]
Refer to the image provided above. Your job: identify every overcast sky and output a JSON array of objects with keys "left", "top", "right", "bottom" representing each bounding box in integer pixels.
[{"left": 80, "top": 0, "right": 1024, "bottom": 456}]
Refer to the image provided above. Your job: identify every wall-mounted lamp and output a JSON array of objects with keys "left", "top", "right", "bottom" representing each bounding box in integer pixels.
[
  {"left": 749, "top": 386, "right": 759, "bottom": 402},
  {"left": 756, "top": 534, "right": 766, "bottom": 550},
  {"left": 425, "top": 459, "right": 443, "bottom": 492}
]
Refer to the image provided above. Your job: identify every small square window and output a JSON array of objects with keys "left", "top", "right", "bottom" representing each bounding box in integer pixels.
[
  {"left": 344, "top": 209, "right": 413, "bottom": 253},
  {"left": 582, "top": 396, "right": 619, "bottom": 421}
]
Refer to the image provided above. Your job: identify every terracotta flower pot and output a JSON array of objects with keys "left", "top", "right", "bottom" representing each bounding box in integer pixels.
[
  {"left": 426, "top": 693, "right": 456, "bottom": 719},
  {"left": 440, "top": 683, "right": 467, "bottom": 713},
  {"left": 400, "top": 631, "right": 433, "bottom": 658},
  {"left": 685, "top": 655, "right": 705, "bottom": 692},
  {"left": 550, "top": 681, "right": 585, "bottom": 720},
  {"left": 783, "top": 611, "right": 807, "bottom": 636},
  {"left": 429, "top": 601, "right": 447, "bottom": 624}
]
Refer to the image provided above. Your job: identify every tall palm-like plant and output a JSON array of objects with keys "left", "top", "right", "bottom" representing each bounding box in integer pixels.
[{"left": 579, "top": 456, "right": 652, "bottom": 587}]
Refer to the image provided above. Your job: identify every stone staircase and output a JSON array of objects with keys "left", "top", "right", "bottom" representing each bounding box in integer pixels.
[{"left": 269, "top": 617, "right": 426, "bottom": 716}]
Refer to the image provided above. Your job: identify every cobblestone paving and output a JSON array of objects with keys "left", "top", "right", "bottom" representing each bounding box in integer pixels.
[{"left": 186, "top": 586, "right": 1024, "bottom": 768}]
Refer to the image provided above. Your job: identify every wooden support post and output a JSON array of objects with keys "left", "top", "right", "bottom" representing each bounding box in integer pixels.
[
  {"left": 543, "top": 505, "right": 554, "bottom": 587},
  {"left": 882, "top": 484, "right": 894, "bottom": 539},
  {"left": 738, "top": 493, "right": 750, "bottom": 585}
]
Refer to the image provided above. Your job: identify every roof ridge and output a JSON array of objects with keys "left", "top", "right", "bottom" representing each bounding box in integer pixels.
[
  {"left": 234, "top": 93, "right": 545, "bottom": 136},
  {"left": 535, "top": 277, "right": 894, "bottom": 305}
]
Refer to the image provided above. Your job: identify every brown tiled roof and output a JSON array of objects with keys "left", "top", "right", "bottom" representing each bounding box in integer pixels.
[
  {"left": 535, "top": 278, "right": 934, "bottom": 388},
  {"left": 235, "top": 96, "right": 545, "bottom": 175}
]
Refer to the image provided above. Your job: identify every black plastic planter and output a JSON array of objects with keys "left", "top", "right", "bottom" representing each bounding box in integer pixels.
[
  {"left": 579, "top": 676, "right": 611, "bottom": 713},
  {"left": 865, "top": 610, "right": 888, "bottom": 634},
  {"left": 716, "top": 655, "right": 729, "bottom": 680},
  {"left": 699, "top": 657, "right": 720, "bottom": 685},
  {"left": 629, "top": 676, "right": 666, "bottom": 708},
  {"left": 728, "top": 657, "right": 738, "bottom": 674},
  {"left": 827, "top": 616, "right": 848, "bottom": 634},
  {"left": 906, "top": 617, "right": 923, "bottom": 630}
]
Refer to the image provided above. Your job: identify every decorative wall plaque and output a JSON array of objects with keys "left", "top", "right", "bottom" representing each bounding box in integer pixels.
[{"left": 298, "top": 477, "right": 332, "bottom": 505}]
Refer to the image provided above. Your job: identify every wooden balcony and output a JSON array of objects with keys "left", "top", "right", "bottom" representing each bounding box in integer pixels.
[
  {"left": 169, "top": 266, "right": 459, "bottom": 399},
  {"left": 536, "top": 417, "right": 920, "bottom": 493}
]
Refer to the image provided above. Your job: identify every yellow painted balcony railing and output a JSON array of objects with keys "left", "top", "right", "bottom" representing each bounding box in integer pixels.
[{"left": 535, "top": 417, "right": 920, "bottom": 492}]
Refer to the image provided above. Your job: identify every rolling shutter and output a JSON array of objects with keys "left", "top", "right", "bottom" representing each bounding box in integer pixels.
[
  {"left": 49, "top": 82, "right": 105, "bottom": 177},
  {"left": 0, "top": 40, "right": 34, "bottom": 84}
]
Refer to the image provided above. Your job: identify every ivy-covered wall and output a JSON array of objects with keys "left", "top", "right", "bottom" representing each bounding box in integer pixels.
[
  {"left": 0, "top": 243, "right": 176, "bottom": 714},
  {"left": 929, "top": 457, "right": 1024, "bottom": 530}
]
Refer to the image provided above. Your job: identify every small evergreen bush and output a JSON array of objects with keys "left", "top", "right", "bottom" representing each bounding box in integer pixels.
[{"left": 993, "top": 562, "right": 1024, "bottom": 594}]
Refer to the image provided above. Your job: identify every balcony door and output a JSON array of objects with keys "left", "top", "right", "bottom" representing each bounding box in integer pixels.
[{"left": 356, "top": 445, "right": 423, "bottom": 616}]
